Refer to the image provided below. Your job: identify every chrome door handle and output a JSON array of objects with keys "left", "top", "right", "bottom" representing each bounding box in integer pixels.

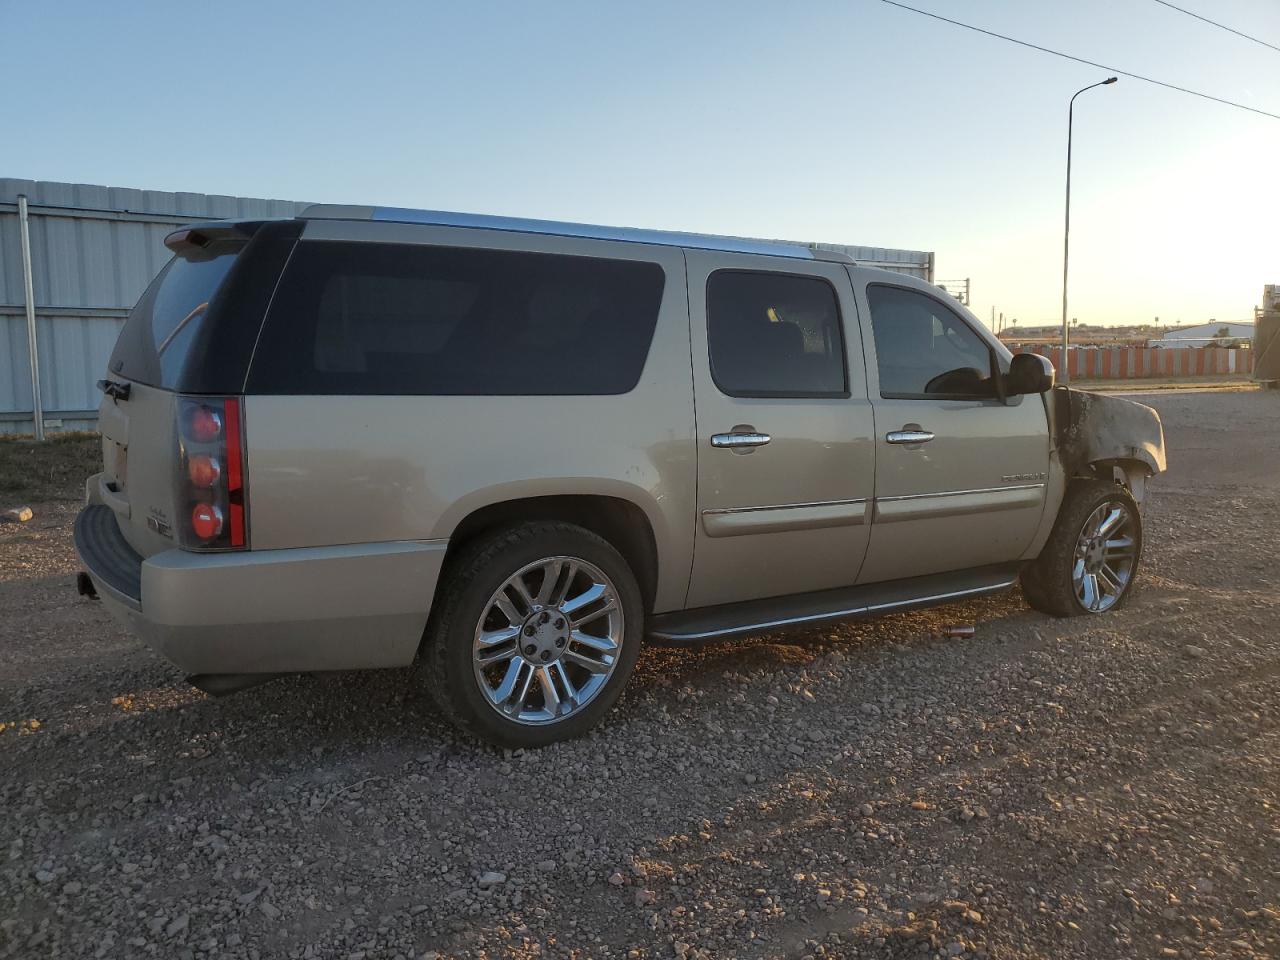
[
  {"left": 711, "top": 432, "right": 772, "bottom": 449},
  {"left": 886, "top": 429, "right": 935, "bottom": 444}
]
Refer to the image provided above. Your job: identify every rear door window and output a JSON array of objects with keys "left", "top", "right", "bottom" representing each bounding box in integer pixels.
[
  {"left": 705, "top": 270, "right": 848, "bottom": 398},
  {"left": 247, "top": 241, "right": 666, "bottom": 395},
  {"left": 108, "top": 245, "right": 242, "bottom": 388}
]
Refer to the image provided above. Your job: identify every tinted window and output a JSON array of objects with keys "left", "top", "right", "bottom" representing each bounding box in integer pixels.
[
  {"left": 706, "top": 271, "right": 847, "bottom": 397},
  {"left": 866, "top": 285, "right": 998, "bottom": 399},
  {"left": 108, "top": 244, "right": 242, "bottom": 388},
  {"left": 248, "top": 242, "right": 665, "bottom": 395}
]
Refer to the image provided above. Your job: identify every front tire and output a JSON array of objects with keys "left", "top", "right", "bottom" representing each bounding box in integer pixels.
[
  {"left": 1022, "top": 478, "right": 1143, "bottom": 617},
  {"left": 424, "top": 522, "right": 643, "bottom": 748}
]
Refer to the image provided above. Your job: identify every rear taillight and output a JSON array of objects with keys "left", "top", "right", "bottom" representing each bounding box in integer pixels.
[{"left": 178, "top": 397, "right": 248, "bottom": 550}]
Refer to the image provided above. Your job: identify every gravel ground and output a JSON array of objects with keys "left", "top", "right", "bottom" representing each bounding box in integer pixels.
[{"left": 3, "top": 389, "right": 1280, "bottom": 960}]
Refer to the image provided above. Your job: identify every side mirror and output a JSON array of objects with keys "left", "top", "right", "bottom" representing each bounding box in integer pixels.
[{"left": 1006, "top": 353, "right": 1056, "bottom": 396}]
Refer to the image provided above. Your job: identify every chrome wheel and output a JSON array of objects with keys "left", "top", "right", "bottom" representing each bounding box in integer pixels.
[
  {"left": 1072, "top": 499, "right": 1136, "bottom": 612},
  {"left": 472, "top": 556, "right": 624, "bottom": 725}
]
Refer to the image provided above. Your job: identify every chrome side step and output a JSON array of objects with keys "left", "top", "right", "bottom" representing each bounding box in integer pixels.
[{"left": 647, "top": 563, "right": 1021, "bottom": 645}]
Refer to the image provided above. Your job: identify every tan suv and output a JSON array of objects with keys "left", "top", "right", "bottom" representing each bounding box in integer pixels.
[{"left": 75, "top": 205, "right": 1166, "bottom": 747}]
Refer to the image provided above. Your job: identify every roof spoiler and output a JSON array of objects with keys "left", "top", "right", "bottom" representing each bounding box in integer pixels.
[{"left": 164, "top": 220, "right": 269, "bottom": 259}]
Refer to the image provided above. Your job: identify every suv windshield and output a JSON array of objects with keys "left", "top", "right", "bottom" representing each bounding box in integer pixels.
[{"left": 108, "top": 244, "right": 243, "bottom": 388}]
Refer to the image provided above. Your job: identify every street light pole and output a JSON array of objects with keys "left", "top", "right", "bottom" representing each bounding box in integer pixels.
[{"left": 1061, "top": 77, "right": 1117, "bottom": 385}]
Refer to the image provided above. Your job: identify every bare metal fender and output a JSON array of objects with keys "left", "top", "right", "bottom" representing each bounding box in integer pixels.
[{"left": 1053, "top": 387, "right": 1168, "bottom": 479}]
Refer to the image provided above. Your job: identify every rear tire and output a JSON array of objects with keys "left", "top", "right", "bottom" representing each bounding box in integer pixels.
[
  {"left": 424, "top": 522, "right": 643, "bottom": 748},
  {"left": 1022, "top": 478, "right": 1143, "bottom": 617}
]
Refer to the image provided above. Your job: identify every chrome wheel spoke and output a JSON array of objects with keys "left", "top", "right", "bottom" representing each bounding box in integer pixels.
[
  {"left": 553, "top": 662, "right": 579, "bottom": 702},
  {"left": 535, "top": 559, "right": 577, "bottom": 606},
  {"left": 492, "top": 592, "right": 522, "bottom": 626},
  {"left": 492, "top": 658, "right": 528, "bottom": 706},
  {"left": 537, "top": 666, "right": 562, "bottom": 715},
  {"left": 478, "top": 624, "right": 520, "bottom": 647},
  {"left": 1097, "top": 507, "right": 1125, "bottom": 539},
  {"left": 570, "top": 629, "right": 617, "bottom": 653},
  {"left": 534, "top": 559, "right": 563, "bottom": 605},
  {"left": 562, "top": 581, "right": 606, "bottom": 616},
  {"left": 552, "top": 562, "right": 579, "bottom": 605},
  {"left": 563, "top": 649, "right": 610, "bottom": 674},
  {"left": 1097, "top": 563, "right": 1123, "bottom": 594},
  {"left": 1105, "top": 536, "right": 1135, "bottom": 558},
  {"left": 508, "top": 575, "right": 537, "bottom": 614},
  {"left": 515, "top": 661, "right": 537, "bottom": 710},
  {"left": 1079, "top": 573, "right": 1099, "bottom": 609},
  {"left": 572, "top": 598, "right": 617, "bottom": 628},
  {"left": 476, "top": 640, "right": 518, "bottom": 665}
]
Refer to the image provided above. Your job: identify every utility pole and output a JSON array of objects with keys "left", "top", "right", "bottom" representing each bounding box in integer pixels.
[
  {"left": 18, "top": 195, "right": 44, "bottom": 441},
  {"left": 1061, "top": 76, "right": 1118, "bottom": 384}
]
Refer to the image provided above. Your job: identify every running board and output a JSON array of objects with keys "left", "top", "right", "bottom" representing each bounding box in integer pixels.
[{"left": 647, "top": 563, "right": 1022, "bottom": 645}]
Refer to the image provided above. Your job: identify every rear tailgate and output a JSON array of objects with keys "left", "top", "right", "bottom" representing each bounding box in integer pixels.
[
  {"left": 96, "top": 378, "right": 179, "bottom": 557},
  {"left": 96, "top": 223, "right": 264, "bottom": 557}
]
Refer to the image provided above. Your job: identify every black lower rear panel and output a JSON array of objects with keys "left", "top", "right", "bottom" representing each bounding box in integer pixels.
[{"left": 74, "top": 505, "right": 143, "bottom": 605}]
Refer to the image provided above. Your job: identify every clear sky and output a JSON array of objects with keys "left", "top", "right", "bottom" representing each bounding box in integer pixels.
[{"left": 5, "top": 0, "right": 1278, "bottom": 327}]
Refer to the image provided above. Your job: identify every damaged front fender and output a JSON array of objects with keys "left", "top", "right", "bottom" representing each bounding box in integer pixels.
[{"left": 1054, "top": 387, "right": 1167, "bottom": 488}]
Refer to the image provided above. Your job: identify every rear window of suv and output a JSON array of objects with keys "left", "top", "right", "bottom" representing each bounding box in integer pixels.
[
  {"left": 108, "top": 243, "right": 242, "bottom": 389},
  {"left": 247, "top": 241, "right": 667, "bottom": 395}
]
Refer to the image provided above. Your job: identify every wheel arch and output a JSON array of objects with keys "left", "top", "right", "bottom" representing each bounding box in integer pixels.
[
  {"left": 1084, "top": 456, "right": 1153, "bottom": 505},
  {"left": 437, "top": 489, "right": 663, "bottom": 613}
]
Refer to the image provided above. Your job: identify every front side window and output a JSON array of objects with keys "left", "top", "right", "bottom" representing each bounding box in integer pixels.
[
  {"left": 706, "top": 271, "right": 847, "bottom": 398},
  {"left": 866, "top": 285, "right": 999, "bottom": 399},
  {"left": 248, "top": 242, "right": 666, "bottom": 395}
]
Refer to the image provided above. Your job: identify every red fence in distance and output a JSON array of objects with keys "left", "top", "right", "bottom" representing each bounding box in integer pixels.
[{"left": 1014, "top": 346, "right": 1252, "bottom": 380}]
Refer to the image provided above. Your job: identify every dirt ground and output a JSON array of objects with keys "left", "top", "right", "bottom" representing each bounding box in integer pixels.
[{"left": 3, "top": 389, "right": 1280, "bottom": 960}]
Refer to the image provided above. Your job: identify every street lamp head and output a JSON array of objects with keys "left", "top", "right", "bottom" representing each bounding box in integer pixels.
[{"left": 1103, "top": 77, "right": 1118, "bottom": 85}]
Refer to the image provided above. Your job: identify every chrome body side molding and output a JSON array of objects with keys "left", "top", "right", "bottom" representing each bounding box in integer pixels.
[
  {"left": 701, "top": 497, "right": 869, "bottom": 538},
  {"left": 874, "top": 483, "right": 1045, "bottom": 524}
]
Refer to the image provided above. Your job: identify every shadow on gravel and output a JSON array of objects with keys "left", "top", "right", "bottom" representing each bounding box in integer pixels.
[{"left": 10, "top": 585, "right": 1042, "bottom": 793}]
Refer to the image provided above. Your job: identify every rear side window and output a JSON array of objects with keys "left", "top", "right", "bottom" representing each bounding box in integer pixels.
[
  {"left": 866, "top": 285, "right": 999, "bottom": 400},
  {"left": 247, "top": 241, "right": 666, "bottom": 395},
  {"left": 706, "top": 270, "right": 847, "bottom": 398},
  {"left": 108, "top": 244, "right": 242, "bottom": 388}
]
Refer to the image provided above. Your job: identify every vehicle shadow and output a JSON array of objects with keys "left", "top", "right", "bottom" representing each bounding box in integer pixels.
[{"left": 4, "top": 583, "right": 1058, "bottom": 809}]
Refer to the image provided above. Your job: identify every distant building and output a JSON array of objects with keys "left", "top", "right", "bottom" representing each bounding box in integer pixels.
[{"left": 1148, "top": 321, "right": 1254, "bottom": 348}]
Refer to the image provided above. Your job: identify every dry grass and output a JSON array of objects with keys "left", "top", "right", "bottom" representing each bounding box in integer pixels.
[{"left": 0, "top": 432, "right": 102, "bottom": 503}]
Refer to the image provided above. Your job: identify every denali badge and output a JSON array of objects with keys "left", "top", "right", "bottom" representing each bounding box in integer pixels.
[
  {"left": 1001, "top": 472, "right": 1048, "bottom": 483},
  {"left": 146, "top": 511, "right": 173, "bottom": 539}
]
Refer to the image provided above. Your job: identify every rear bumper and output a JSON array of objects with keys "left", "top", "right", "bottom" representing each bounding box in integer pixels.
[
  {"left": 74, "top": 504, "right": 447, "bottom": 675},
  {"left": 74, "top": 503, "right": 144, "bottom": 610}
]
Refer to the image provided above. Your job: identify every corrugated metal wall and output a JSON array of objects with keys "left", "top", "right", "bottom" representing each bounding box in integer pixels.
[
  {"left": 810, "top": 242, "right": 933, "bottom": 280},
  {"left": 0, "top": 179, "right": 308, "bottom": 434},
  {"left": 0, "top": 179, "right": 933, "bottom": 435}
]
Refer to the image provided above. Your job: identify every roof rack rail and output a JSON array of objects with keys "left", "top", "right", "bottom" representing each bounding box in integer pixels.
[{"left": 297, "top": 204, "right": 854, "bottom": 263}]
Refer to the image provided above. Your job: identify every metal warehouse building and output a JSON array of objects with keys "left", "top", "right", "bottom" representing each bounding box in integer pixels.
[{"left": 1, "top": 178, "right": 933, "bottom": 436}]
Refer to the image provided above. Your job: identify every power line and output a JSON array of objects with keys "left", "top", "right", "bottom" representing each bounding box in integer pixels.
[
  {"left": 878, "top": 0, "right": 1280, "bottom": 121},
  {"left": 1150, "top": 0, "right": 1280, "bottom": 55}
]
